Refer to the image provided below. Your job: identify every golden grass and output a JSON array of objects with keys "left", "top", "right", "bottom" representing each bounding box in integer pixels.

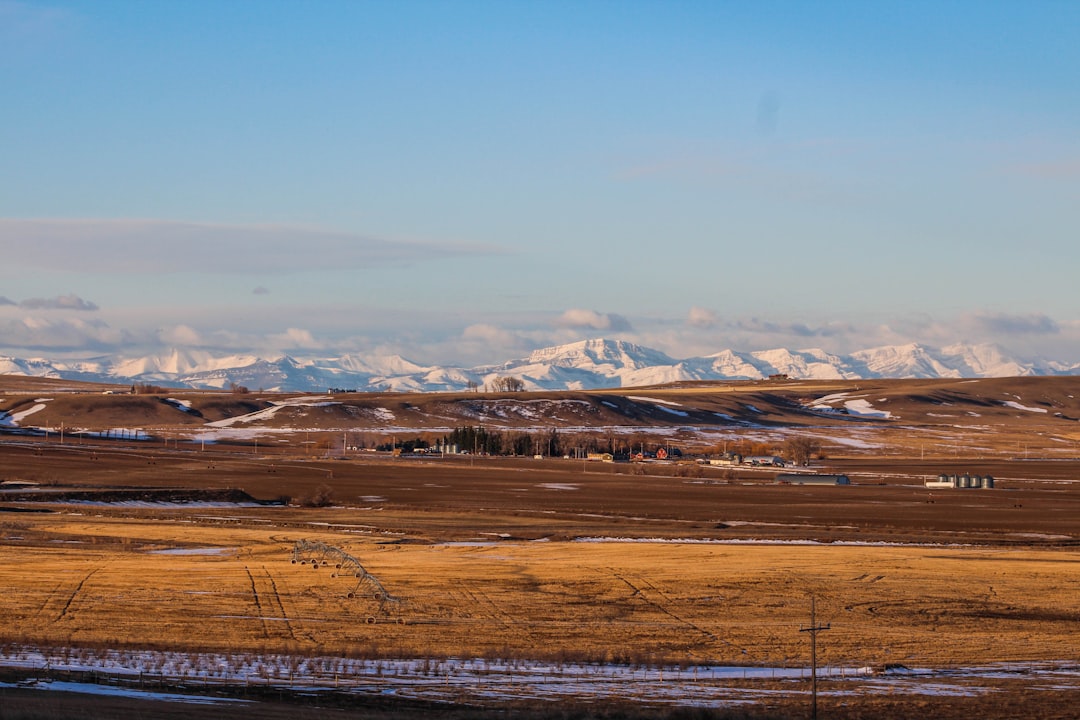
[{"left": 3, "top": 512, "right": 1078, "bottom": 668}]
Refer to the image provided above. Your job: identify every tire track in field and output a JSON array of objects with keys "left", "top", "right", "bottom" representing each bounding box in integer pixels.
[
  {"left": 34, "top": 581, "right": 65, "bottom": 621},
  {"left": 610, "top": 569, "right": 717, "bottom": 642},
  {"left": 56, "top": 568, "right": 101, "bottom": 622},
  {"left": 475, "top": 584, "right": 540, "bottom": 640},
  {"left": 260, "top": 566, "right": 299, "bottom": 643},
  {"left": 458, "top": 586, "right": 519, "bottom": 634},
  {"left": 244, "top": 566, "right": 271, "bottom": 639}
]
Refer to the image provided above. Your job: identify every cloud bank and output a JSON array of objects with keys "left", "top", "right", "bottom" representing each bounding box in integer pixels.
[
  {"left": 1, "top": 296, "right": 1077, "bottom": 366},
  {"left": 554, "top": 309, "right": 633, "bottom": 332},
  {"left": 0, "top": 218, "right": 502, "bottom": 274},
  {"left": 18, "top": 293, "right": 99, "bottom": 311}
]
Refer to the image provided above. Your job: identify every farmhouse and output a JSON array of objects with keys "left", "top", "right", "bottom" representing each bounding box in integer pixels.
[
  {"left": 775, "top": 473, "right": 850, "bottom": 486},
  {"left": 707, "top": 453, "right": 743, "bottom": 466},
  {"left": 925, "top": 474, "right": 995, "bottom": 489},
  {"left": 586, "top": 452, "right": 614, "bottom": 463}
]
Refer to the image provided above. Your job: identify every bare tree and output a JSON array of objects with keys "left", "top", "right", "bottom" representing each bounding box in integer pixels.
[
  {"left": 491, "top": 376, "right": 525, "bottom": 392},
  {"left": 784, "top": 436, "right": 821, "bottom": 466}
]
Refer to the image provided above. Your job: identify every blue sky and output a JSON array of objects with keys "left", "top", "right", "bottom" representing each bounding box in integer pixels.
[{"left": 1, "top": 0, "right": 1078, "bottom": 365}]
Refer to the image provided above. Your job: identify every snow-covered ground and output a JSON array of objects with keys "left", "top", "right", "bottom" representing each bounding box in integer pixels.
[
  {"left": 0, "top": 646, "right": 1076, "bottom": 708},
  {"left": 808, "top": 393, "right": 893, "bottom": 419},
  {"left": 1, "top": 401, "right": 50, "bottom": 425},
  {"left": 1002, "top": 400, "right": 1048, "bottom": 413},
  {"left": 0, "top": 679, "right": 252, "bottom": 706}
]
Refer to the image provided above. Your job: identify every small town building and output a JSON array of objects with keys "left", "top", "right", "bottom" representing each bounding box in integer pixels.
[
  {"left": 744, "top": 455, "right": 786, "bottom": 467},
  {"left": 775, "top": 473, "right": 850, "bottom": 485},
  {"left": 925, "top": 474, "right": 995, "bottom": 489}
]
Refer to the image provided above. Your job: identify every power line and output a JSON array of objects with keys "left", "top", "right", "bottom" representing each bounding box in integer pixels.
[{"left": 799, "top": 595, "right": 831, "bottom": 720}]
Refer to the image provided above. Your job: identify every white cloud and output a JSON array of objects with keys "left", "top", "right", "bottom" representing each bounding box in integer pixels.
[
  {"left": 0, "top": 315, "right": 125, "bottom": 351},
  {"left": 686, "top": 306, "right": 717, "bottom": 328},
  {"left": 2, "top": 299, "right": 1078, "bottom": 368},
  {"left": 19, "top": 293, "right": 98, "bottom": 311},
  {"left": 554, "top": 309, "right": 633, "bottom": 332},
  {"left": 0, "top": 218, "right": 503, "bottom": 275},
  {"left": 267, "top": 327, "right": 320, "bottom": 349},
  {"left": 158, "top": 324, "right": 203, "bottom": 346},
  {"left": 964, "top": 311, "right": 1059, "bottom": 336},
  {"left": 462, "top": 323, "right": 517, "bottom": 345}
]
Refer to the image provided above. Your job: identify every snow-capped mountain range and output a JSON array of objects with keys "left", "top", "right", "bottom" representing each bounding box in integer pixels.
[{"left": 1, "top": 339, "right": 1076, "bottom": 393}]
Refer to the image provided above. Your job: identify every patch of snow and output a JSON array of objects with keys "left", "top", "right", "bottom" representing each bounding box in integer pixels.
[
  {"left": 628, "top": 396, "right": 682, "bottom": 406},
  {"left": 205, "top": 403, "right": 283, "bottom": 428},
  {"left": 1, "top": 680, "right": 251, "bottom": 705},
  {"left": 537, "top": 483, "right": 579, "bottom": 491},
  {"left": 371, "top": 407, "right": 396, "bottom": 421},
  {"left": 8, "top": 403, "right": 48, "bottom": 424},
  {"left": 811, "top": 392, "right": 851, "bottom": 407},
  {"left": 843, "top": 399, "right": 892, "bottom": 419},
  {"left": 148, "top": 547, "right": 235, "bottom": 555},
  {"left": 1002, "top": 400, "right": 1048, "bottom": 413},
  {"left": 1, "top": 646, "right": 1076, "bottom": 707}
]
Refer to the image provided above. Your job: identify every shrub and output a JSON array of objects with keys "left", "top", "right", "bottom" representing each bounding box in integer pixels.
[{"left": 302, "top": 484, "right": 334, "bottom": 507}]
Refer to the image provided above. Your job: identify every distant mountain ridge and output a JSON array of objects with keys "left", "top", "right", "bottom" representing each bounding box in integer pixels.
[{"left": 1, "top": 338, "right": 1076, "bottom": 392}]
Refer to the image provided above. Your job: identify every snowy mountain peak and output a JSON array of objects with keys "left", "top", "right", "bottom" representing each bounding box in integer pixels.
[
  {"left": 939, "top": 343, "right": 1032, "bottom": 377},
  {"left": 0, "top": 339, "right": 1075, "bottom": 392},
  {"left": 525, "top": 339, "right": 674, "bottom": 368}
]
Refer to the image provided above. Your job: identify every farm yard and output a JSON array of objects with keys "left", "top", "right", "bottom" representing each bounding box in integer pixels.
[{"left": 2, "top": 376, "right": 1080, "bottom": 718}]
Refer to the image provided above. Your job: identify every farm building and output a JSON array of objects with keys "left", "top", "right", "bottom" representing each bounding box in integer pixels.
[
  {"left": 925, "top": 474, "right": 995, "bottom": 489},
  {"left": 744, "top": 455, "right": 786, "bottom": 467},
  {"left": 775, "top": 473, "right": 850, "bottom": 486},
  {"left": 586, "top": 452, "right": 614, "bottom": 463},
  {"left": 707, "top": 453, "right": 743, "bottom": 466}
]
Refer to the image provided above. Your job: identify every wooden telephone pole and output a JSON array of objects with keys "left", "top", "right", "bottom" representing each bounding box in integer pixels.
[{"left": 799, "top": 595, "right": 830, "bottom": 720}]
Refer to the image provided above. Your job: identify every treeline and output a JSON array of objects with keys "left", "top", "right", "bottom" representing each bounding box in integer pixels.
[
  {"left": 438, "top": 427, "right": 685, "bottom": 458},
  {"left": 697, "top": 437, "right": 824, "bottom": 465},
  {"left": 374, "top": 427, "right": 594, "bottom": 456},
  {"left": 358, "top": 428, "right": 823, "bottom": 464},
  {"left": 442, "top": 426, "right": 555, "bottom": 455}
]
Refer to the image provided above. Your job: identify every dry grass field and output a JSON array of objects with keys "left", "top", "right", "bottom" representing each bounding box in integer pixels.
[
  {"left": 2, "top": 375, "right": 1080, "bottom": 718},
  {"left": 2, "top": 513, "right": 1078, "bottom": 666}
]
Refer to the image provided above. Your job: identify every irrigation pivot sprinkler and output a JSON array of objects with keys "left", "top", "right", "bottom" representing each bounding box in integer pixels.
[
  {"left": 799, "top": 594, "right": 830, "bottom": 720},
  {"left": 291, "top": 540, "right": 403, "bottom": 620}
]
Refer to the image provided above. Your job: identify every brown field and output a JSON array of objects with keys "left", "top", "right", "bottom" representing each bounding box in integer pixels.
[{"left": 2, "top": 376, "right": 1080, "bottom": 718}]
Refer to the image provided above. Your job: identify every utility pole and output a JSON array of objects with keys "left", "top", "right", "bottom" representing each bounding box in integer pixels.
[{"left": 799, "top": 595, "right": 830, "bottom": 720}]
